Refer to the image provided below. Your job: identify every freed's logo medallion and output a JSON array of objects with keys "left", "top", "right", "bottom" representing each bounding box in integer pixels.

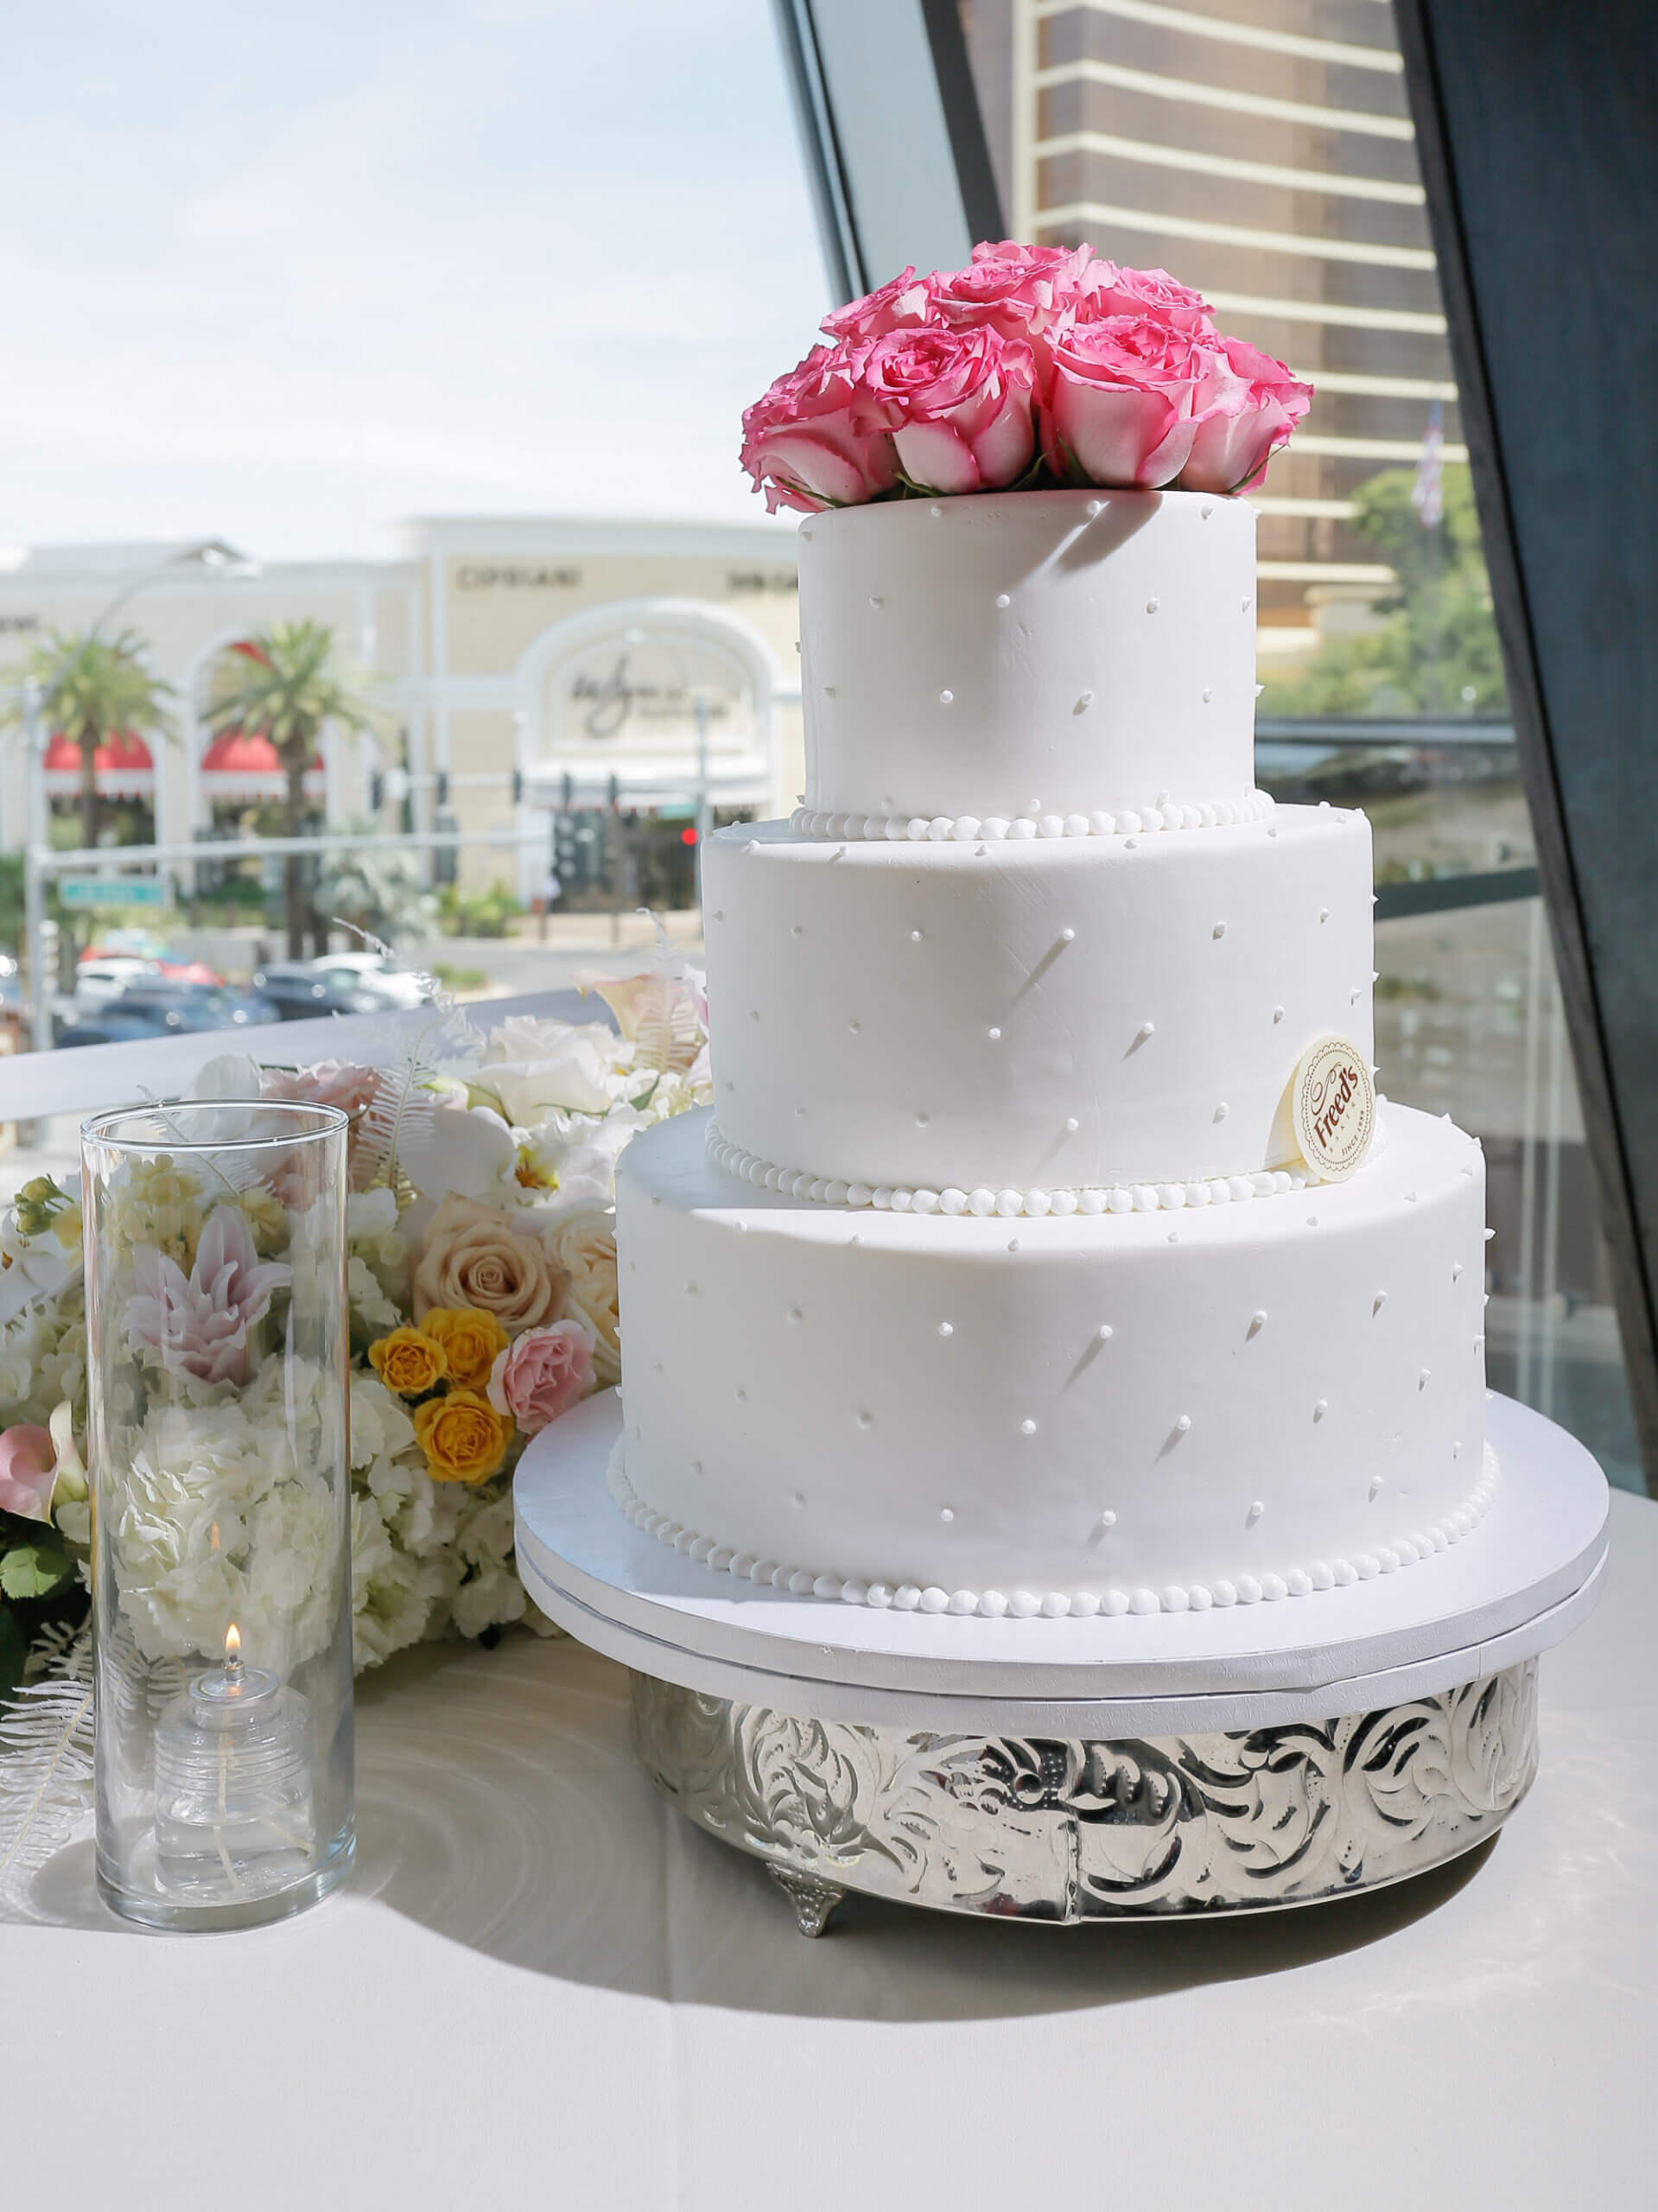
[{"left": 1292, "top": 1036, "right": 1375, "bottom": 1181}]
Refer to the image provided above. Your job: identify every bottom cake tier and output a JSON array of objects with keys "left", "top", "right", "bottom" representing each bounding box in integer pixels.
[{"left": 612, "top": 1106, "right": 1494, "bottom": 1618}]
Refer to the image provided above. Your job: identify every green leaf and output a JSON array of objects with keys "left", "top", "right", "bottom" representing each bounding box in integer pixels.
[{"left": 0, "top": 1542, "right": 77, "bottom": 1602}]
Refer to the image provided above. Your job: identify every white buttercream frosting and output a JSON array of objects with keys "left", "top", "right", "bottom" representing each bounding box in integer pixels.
[
  {"left": 799, "top": 486, "right": 1257, "bottom": 824},
  {"left": 607, "top": 1431, "right": 1500, "bottom": 1618},
  {"left": 615, "top": 1106, "right": 1490, "bottom": 1606},
  {"left": 704, "top": 805, "right": 1375, "bottom": 1199}
]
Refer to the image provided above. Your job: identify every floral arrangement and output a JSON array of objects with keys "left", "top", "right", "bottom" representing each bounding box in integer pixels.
[
  {"left": 740, "top": 238, "right": 1312, "bottom": 512},
  {"left": 0, "top": 955, "right": 708, "bottom": 1888}
]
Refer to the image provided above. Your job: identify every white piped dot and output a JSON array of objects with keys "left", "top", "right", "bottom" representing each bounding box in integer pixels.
[
  {"left": 995, "top": 592, "right": 1011, "bottom": 609},
  {"left": 1146, "top": 597, "right": 1160, "bottom": 613},
  {"left": 1212, "top": 921, "right": 1226, "bottom": 938},
  {"left": 937, "top": 1320, "right": 953, "bottom": 1338},
  {"left": 1020, "top": 1418, "right": 1038, "bottom": 1436},
  {"left": 1175, "top": 1414, "right": 1191, "bottom": 1433},
  {"left": 1313, "top": 1400, "right": 1327, "bottom": 1421},
  {"left": 1065, "top": 1116, "right": 1079, "bottom": 1133},
  {"left": 938, "top": 689, "right": 953, "bottom": 705}
]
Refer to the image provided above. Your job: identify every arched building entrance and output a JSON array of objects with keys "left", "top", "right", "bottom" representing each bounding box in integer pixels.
[{"left": 513, "top": 597, "right": 781, "bottom": 906}]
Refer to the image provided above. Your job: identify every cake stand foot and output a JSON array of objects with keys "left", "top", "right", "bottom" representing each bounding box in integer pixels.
[{"left": 766, "top": 1864, "right": 846, "bottom": 1937}]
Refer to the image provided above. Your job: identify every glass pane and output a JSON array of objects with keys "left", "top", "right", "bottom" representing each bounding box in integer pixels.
[
  {"left": 0, "top": 1, "right": 816, "bottom": 1048},
  {"left": 955, "top": 0, "right": 1643, "bottom": 1488}
]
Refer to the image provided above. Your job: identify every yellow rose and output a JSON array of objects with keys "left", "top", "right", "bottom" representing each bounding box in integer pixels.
[
  {"left": 547, "top": 1207, "right": 619, "bottom": 1386},
  {"left": 414, "top": 1388, "right": 511, "bottom": 1484},
  {"left": 420, "top": 1306, "right": 509, "bottom": 1391},
  {"left": 369, "top": 1325, "right": 449, "bottom": 1398}
]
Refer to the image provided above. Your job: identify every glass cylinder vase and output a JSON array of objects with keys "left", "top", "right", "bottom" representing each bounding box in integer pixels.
[{"left": 81, "top": 1099, "right": 354, "bottom": 1931}]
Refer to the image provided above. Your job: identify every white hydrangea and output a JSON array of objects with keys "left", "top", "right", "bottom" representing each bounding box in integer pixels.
[
  {"left": 443, "top": 1486, "right": 526, "bottom": 1640},
  {"left": 348, "top": 1254, "right": 402, "bottom": 1333},
  {"left": 108, "top": 1397, "right": 339, "bottom": 1675}
]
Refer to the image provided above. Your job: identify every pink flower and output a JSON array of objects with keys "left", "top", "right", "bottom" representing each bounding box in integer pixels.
[
  {"left": 925, "top": 241, "right": 1094, "bottom": 353},
  {"left": 854, "top": 326, "right": 1037, "bottom": 495},
  {"left": 0, "top": 1424, "right": 58, "bottom": 1522},
  {"left": 486, "top": 1317, "right": 597, "bottom": 1433},
  {"left": 1178, "top": 335, "right": 1313, "bottom": 496},
  {"left": 125, "top": 1204, "right": 293, "bottom": 1386},
  {"left": 819, "top": 265, "right": 930, "bottom": 342},
  {"left": 261, "top": 1060, "right": 378, "bottom": 1119},
  {"left": 1075, "top": 260, "right": 1214, "bottom": 331},
  {"left": 739, "top": 342, "right": 899, "bottom": 515},
  {"left": 1042, "top": 315, "right": 1212, "bottom": 489}
]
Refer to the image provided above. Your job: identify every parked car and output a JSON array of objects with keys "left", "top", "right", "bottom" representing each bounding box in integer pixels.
[
  {"left": 305, "top": 952, "right": 431, "bottom": 1007},
  {"left": 111, "top": 982, "right": 281, "bottom": 1034},
  {"left": 74, "top": 957, "right": 162, "bottom": 1007},
  {"left": 249, "top": 963, "right": 416, "bottom": 1020},
  {"left": 53, "top": 1007, "right": 184, "bottom": 1048},
  {"left": 55, "top": 982, "right": 279, "bottom": 1044}
]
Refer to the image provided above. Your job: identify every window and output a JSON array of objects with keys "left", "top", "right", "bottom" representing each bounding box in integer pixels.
[{"left": 956, "top": 0, "right": 1641, "bottom": 1485}]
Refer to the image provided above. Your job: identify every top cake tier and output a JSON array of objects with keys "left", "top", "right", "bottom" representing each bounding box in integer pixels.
[{"left": 799, "top": 486, "right": 1256, "bottom": 827}]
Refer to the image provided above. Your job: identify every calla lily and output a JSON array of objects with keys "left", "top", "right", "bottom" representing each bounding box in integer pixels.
[{"left": 0, "top": 1422, "right": 58, "bottom": 1522}]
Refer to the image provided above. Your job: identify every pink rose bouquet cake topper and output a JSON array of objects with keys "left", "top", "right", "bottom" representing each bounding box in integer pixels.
[{"left": 740, "top": 240, "right": 1312, "bottom": 512}]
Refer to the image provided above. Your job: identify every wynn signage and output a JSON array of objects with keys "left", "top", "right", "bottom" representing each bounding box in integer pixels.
[{"left": 547, "top": 634, "right": 749, "bottom": 757}]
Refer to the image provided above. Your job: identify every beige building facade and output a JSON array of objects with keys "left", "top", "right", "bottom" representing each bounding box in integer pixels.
[{"left": 0, "top": 517, "right": 806, "bottom": 899}]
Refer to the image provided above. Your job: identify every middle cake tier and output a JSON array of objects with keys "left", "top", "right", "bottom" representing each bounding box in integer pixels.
[{"left": 702, "top": 804, "right": 1375, "bottom": 1197}]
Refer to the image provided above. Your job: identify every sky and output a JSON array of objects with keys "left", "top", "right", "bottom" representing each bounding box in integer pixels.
[{"left": 0, "top": 0, "right": 829, "bottom": 561}]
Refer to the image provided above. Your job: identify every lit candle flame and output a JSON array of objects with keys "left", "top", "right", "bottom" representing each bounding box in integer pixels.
[{"left": 225, "top": 1623, "right": 241, "bottom": 1662}]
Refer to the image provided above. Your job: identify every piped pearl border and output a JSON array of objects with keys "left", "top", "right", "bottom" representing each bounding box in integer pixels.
[
  {"left": 703, "top": 1120, "right": 1377, "bottom": 1219},
  {"left": 608, "top": 1435, "right": 1500, "bottom": 1619},
  {"left": 789, "top": 791, "right": 1274, "bottom": 844}
]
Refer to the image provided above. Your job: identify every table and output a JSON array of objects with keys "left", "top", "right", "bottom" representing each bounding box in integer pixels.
[{"left": 9, "top": 1490, "right": 1654, "bottom": 2211}]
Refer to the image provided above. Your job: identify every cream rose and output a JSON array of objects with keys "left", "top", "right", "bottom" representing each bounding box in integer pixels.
[
  {"left": 413, "top": 1193, "right": 564, "bottom": 1331},
  {"left": 545, "top": 1207, "right": 619, "bottom": 1385}
]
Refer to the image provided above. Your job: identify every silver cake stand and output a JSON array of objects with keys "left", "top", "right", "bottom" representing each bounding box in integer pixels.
[{"left": 514, "top": 1393, "right": 1607, "bottom": 1935}]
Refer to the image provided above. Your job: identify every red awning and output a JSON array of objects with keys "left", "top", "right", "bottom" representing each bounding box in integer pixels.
[
  {"left": 200, "top": 727, "right": 324, "bottom": 800},
  {"left": 42, "top": 728, "right": 156, "bottom": 797}
]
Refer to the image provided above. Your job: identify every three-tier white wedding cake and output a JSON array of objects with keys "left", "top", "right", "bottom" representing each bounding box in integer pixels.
[{"left": 607, "top": 485, "right": 1495, "bottom": 1621}]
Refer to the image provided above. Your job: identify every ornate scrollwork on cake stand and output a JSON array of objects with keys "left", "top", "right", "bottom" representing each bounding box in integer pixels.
[
  {"left": 514, "top": 1389, "right": 1607, "bottom": 1937},
  {"left": 631, "top": 1662, "right": 1539, "bottom": 1932}
]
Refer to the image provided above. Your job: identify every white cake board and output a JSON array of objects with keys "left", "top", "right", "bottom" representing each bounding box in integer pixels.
[{"left": 515, "top": 1390, "right": 1608, "bottom": 1734}]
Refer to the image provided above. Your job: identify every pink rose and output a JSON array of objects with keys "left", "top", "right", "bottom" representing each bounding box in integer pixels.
[
  {"left": 0, "top": 1424, "right": 58, "bottom": 1522},
  {"left": 925, "top": 241, "right": 1094, "bottom": 347},
  {"left": 1178, "top": 335, "right": 1313, "bottom": 496},
  {"left": 820, "top": 265, "right": 929, "bottom": 343},
  {"left": 740, "top": 342, "right": 900, "bottom": 515},
  {"left": 261, "top": 1059, "right": 378, "bottom": 1119},
  {"left": 1076, "top": 260, "right": 1214, "bottom": 331},
  {"left": 487, "top": 1317, "right": 597, "bottom": 1433},
  {"left": 854, "top": 326, "right": 1037, "bottom": 496},
  {"left": 1042, "top": 315, "right": 1210, "bottom": 489}
]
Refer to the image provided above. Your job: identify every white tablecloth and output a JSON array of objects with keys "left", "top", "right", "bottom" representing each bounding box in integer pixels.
[{"left": 9, "top": 1490, "right": 1654, "bottom": 2212}]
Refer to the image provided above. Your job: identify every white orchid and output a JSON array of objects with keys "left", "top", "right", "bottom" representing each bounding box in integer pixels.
[{"left": 400, "top": 1098, "right": 521, "bottom": 1203}]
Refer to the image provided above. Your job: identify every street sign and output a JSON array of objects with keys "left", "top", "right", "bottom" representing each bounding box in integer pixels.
[{"left": 56, "top": 874, "right": 169, "bottom": 910}]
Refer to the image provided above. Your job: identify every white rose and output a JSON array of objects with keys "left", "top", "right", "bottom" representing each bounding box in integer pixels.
[
  {"left": 545, "top": 1206, "right": 619, "bottom": 1385},
  {"left": 483, "top": 1019, "right": 631, "bottom": 1120}
]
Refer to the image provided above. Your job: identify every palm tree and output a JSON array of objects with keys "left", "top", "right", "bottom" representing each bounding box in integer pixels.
[
  {"left": 3, "top": 628, "right": 175, "bottom": 849},
  {"left": 204, "top": 621, "right": 377, "bottom": 957}
]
